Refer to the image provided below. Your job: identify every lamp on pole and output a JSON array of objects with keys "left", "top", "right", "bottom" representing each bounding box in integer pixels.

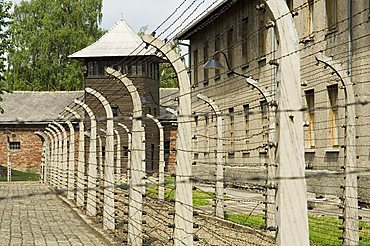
[
  {"left": 204, "top": 50, "right": 276, "bottom": 232},
  {"left": 204, "top": 51, "right": 268, "bottom": 98}
]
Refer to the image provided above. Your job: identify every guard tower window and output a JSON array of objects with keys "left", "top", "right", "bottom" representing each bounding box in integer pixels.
[{"left": 86, "top": 60, "right": 159, "bottom": 79}]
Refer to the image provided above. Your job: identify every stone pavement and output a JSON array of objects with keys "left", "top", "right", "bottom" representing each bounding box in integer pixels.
[{"left": 0, "top": 182, "right": 109, "bottom": 246}]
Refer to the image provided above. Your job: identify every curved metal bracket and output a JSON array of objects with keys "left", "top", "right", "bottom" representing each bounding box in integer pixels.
[{"left": 165, "top": 107, "right": 177, "bottom": 117}]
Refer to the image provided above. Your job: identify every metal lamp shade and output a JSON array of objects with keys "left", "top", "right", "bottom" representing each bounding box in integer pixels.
[{"left": 203, "top": 59, "right": 224, "bottom": 70}]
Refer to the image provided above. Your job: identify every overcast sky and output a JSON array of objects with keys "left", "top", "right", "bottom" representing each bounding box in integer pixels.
[{"left": 11, "top": 0, "right": 222, "bottom": 37}]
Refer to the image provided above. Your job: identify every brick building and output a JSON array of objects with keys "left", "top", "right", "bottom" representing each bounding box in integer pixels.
[
  {"left": 0, "top": 91, "right": 83, "bottom": 173},
  {"left": 176, "top": 0, "right": 370, "bottom": 199}
]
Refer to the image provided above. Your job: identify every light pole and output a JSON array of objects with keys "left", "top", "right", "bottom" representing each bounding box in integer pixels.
[
  {"left": 204, "top": 50, "right": 276, "bottom": 230},
  {"left": 203, "top": 51, "right": 270, "bottom": 98}
]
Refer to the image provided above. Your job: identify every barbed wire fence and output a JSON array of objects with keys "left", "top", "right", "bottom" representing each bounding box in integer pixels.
[{"left": 0, "top": 0, "right": 368, "bottom": 245}]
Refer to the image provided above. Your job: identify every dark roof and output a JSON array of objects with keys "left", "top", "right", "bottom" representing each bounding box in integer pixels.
[
  {"left": 176, "top": 0, "right": 235, "bottom": 40},
  {"left": 0, "top": 91, "right": 84, "bottom": 125},
  {"left": 159, "top": 88, "right": 179, "bottom": 122}
]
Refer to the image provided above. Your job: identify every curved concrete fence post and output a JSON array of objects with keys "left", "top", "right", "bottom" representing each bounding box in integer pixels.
[
  {"left": 67, "top": 106, "right": 85, "bottom": 206},
  {"left": 142, "top": 35, "right": 193, "bottom": 245},
  {"left": 262, "top": 0, "right": 309, "bottom": 244},
  {"left": 146, "top": 114, "right": 165, "bottom": 200},
  {"left": 35, "top": 131, "right": 49, "bottom": 183},
  {"left": 97, "top": 135, "right": 103, "bottom": 185},
  {"left": 96, "top": 134, "right": 104, "bottom": 212},
  {"left": 53, "top": 122, "right": 68, "bottom": 193},
  {"left": 48, "top": 124, "right": 63, "bottom": 189},
  {"left": 105, "top": 68, "right": 144, "bottom": 243},
  {"left": 316, "top": 53, "right": 358, "bottom": 245},
  {"left": 45, "top": 128, "right": 57, "bottom": 187},
  {"left": 196, "top": 94, "right": 224, "bottom": 218},
  {"left": 61, "top": 108, "right": 77, "bottom": 201},
  {"left": 245, "top": 76, "right": 276, "bottom": 232},
  {"left": 74, "top": 99, "right": 97, "bottom": 217},
  {"left": 46, "top": 127, "right": 59, "bottom": 188},
  {"left": 114, "top": 129, "right": 121, "bottom": 179},
  {"left": 118, "top": 123, "right": 131, "bottom": 182},
  {"left": 85, "top": 87, "right": 115, "bottom": 230},
  {"left": 44, "top": 131, "right": 54, "bottom": 184}
]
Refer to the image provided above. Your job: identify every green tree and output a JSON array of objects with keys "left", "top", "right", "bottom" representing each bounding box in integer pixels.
[
  {"left": 0, "top": 0, "right": 12, "bottom": 112},
  {"left": 6, "top": 0, "right": 104, "bottom": 91},
  {"left": 160, "top": 40, "right": 180, "bottom": 88},
  {"left": 160, "top": 62, "right": 178, "bottom": 88}
]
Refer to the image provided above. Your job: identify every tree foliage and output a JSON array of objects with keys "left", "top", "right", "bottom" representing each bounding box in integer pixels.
[
  {"left": 0, "top": 0, "right": 12, "bottom": 113},
  {"left": 160, "top": 40, "right": 180, "bottom": 88},
  {"left": 6, "top": 0, "right": 104, "bottom": 91}
]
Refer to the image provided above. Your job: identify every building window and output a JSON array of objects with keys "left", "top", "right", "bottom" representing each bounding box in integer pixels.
[
  {"left": 194, "top": 115, "right": 199, "bottom": 159},
  {"left": 327, "top": 84, "right": 339, "bottom": 147},
  {"left": 214, "top": 35, "right": 221, "bottom": 78},
  {"left": 204, "top": 113, "right": 209, "bottom": 158},
  {"left": 306, "top": 0, "right": 314, "bottom": 35},
  {"left": 326, "top": 0, "right": 337, "bottom": 31},
  {"left": 123, "top": 146, "right": 128, "bottom": 157},
  {"left": 258, "top": 14, "right": 267, "bottom": 58},
  {"left": 111, "top": 106, "right": 119, "bottom": 117},
  {"left": 228, "top": 151, "right": 235, "bottom": 159},
  {"left": 227, "top": 28, "right": 234, "bottom": 69},
  {"left": 154, "top": 108, "right": 157, "bottom": 116},
  {"left": 9, "top": 142, "right": 21, "bottom": 150},
  {"left": 229, "top": 107, "right": 235, "bottom": 148},
  {"left": 102, "top": 146, "right": 106, "bottom": 157},
  {"left": 243, "top": 104, "right": 250, "bottom": 145},
  {"left": 241, "top": 17, "right": 249, "bottom": 65},
  {"left": 193, "top": 49, "right": 198, "bottom": 87},
  {"left": 305, "top": 89, "right": 315, "bottom": 147},
  {"left": 286, "top": 0, "right": 293, "bottom": 11},
  {"left": 203, "top": 42, "right": 209, "bottom": 82},
  {"left": 260, "top": 101, "right": 268, "bottom": 143}
]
